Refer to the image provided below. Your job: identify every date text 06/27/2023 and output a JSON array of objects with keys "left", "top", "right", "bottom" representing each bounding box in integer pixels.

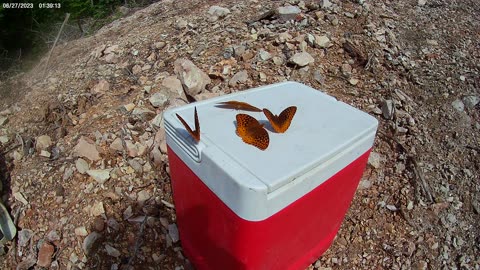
[{"left": 2, "top": 2, "right": 61, "bottom": 9}]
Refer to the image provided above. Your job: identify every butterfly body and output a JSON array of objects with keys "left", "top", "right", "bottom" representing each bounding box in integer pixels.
[
  {"left": 176, "top": 107, "right": 200, "bottom": 142},
  {"left": 236, "top": 114, "right": 269, "bottom": 150},
  {"left": 263, "top": 106, "right": 297, "bottom": 133}
]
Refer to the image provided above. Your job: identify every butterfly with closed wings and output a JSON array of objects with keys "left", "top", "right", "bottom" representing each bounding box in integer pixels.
[{"left": 176, "top": 107, "right": 200, "bottom": 142}]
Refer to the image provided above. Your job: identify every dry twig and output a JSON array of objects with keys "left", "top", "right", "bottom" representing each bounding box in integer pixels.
[{"left": 43, "top": 13, "right": 71, "bottom": 76}]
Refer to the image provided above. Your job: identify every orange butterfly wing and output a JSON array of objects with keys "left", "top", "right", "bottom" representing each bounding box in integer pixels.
[
  {"left": 263, "top": 106, "right": 297, "bottom": 133},
  {"left": 176, "top": 107, "right": 200, "bottom": 142},
  {"left": 236, "top": 114, "right": 269, "bottom": 150}
]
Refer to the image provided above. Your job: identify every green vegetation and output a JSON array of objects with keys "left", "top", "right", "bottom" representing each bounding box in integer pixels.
[{"left": 0, "top": 0, "right": 153, "bottom": 77}]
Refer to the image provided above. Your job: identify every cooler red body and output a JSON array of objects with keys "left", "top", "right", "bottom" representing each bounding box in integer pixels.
[{"left": 168, "top": 146, "right": 371, "bottom": 270}]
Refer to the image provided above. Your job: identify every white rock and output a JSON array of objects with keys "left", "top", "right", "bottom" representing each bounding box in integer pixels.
[
  {"left": 104, "top": 45, "right": 118, "bottom": 54},
  {"left": 277, "top": 6, "right": 301, "bottom": 21},
  {"left": 368, "top": 152, "right": 382, "bottom": 169},
  {"left": 0, "top": 135, "right": 8, "bottom": 144},
  {"left": 74, "top": 226, "right": 88, "bottom": 236},
  {"left": 407, "top": 201, "right": 414, "bottom": 210},
  {"left": 86, "top": 169, "right": 112, "bottom": 184},
  {"left": 208, "top": 6, "right": 230, "bottom": 18},
  {"left": 386, "top": 205, "right": 398, "bottom": 211},
  {"left": 306, "top": 34, "right": 315, "bottom": 46},
  {"left": 462, "top": 95, "right": 479, "bottom": 109},
  {"left": 418, "top": 0, "right": 427, "bottom": 6},
  {"left": 151, "top": 113, "right": 163, "bottom": 128},
  {"left": 13, "top": 192, "right": 28, "bottom": 205},
  {"left": 39, "top": 150, "right": 51, "bottom": 158},
  {"left": 259, "top": 72, "right": 267, "bottom": 82},
  {"left": 168, "top": 224, "right": 180, "bottom": 243},
  {"left": 174, "top": 59, "right": 211, "bottom": 96},
  {"left": 451, "top": 99, "right": 465, "bottom": 112},
  {"left": 105, "top": 244, "right": 121, "bottom": 257},
  {"left": 76, "top": 158, "right": 89, "bottom": 174},
  {"left": 315, "top": 35, "right": 331, "bottom": 48},
  {"left": 320, "top": 0, "right": 333, "bottom": 9},
  {"left": 258, "top": 49, "right": 272, "bottom": 61},
  {"left": 91, "top": 201, "right": 105, "bottom": 216},
  {"left": 348, "top": 78, "right": 359, "bottom": 85},
  {"left": 229, "top": 70, "right": 249, "bottom": 87},
  {"left": 35, "top": 135, "right": 52, "bottom": 151},
  {"left": 149, "top": 92, "right": 168, "bottom": 108},
  {"left": 358, "top": 179, "right": 372, "bottom": 190},
  {"left": 273, "top": 56, "right": 284, "bottom": 66},
  {"left": 289, "top": 52, "right": 315, "bottom": 67},
  {"left": 175, "top": 19, "right": 188, "bottom": 29}
]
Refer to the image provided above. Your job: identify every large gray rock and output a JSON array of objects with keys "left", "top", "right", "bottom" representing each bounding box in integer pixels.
[
  {"left": 161, "top": 75, "right": 183, "bottom": 97},
  {"left": 174, "top": 59, "right": 211, "bottom": 96}
]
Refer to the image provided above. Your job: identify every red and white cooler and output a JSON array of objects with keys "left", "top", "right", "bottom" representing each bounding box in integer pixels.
[{"left": 164, "top": 81, "right": 378, "bottom": 270}]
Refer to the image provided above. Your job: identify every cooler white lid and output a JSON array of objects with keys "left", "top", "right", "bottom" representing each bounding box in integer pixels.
[
  {"left": 164, "top": 81, "right": 378, "bottom": 221},
  {"left": 165, "top": 81, "right": 377, "bottom": 193}
]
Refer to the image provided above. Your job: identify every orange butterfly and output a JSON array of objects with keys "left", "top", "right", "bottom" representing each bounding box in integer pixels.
[
  {"left": 263, "top": 106, "right": 297, "bottom": 133},
  {"left": 216, "top": 101, "right": 262, "bottom": 112},
  {"left": 236, "top": 114, "right": 269, "bottom": 150},
  {"left": 176, "top": 107, "right": 200, "bottom": 142}
]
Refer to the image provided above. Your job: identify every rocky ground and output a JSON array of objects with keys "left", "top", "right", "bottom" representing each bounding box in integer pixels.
[{"left": 0, "top": 0, "right": 479, "bottom": 269}]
